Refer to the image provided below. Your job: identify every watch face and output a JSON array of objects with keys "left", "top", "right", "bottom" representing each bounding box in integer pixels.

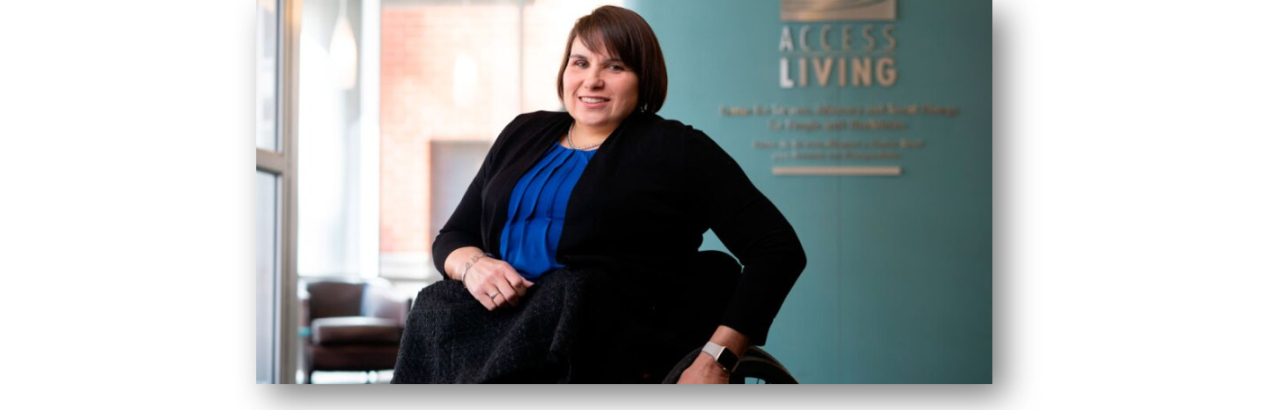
[{"left": 717, "top": 349, "right": 738, "bottom": 371}]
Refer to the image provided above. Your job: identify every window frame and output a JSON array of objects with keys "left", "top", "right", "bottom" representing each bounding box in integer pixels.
[{"left": 256, "top": 0, "right": 302, "bottom": 384}]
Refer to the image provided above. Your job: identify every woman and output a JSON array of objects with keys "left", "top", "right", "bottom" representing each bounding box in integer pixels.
[{"left": 392, "top": 5, "right": 805, "bottom": 384}]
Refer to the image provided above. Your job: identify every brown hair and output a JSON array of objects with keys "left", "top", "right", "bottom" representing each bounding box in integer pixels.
[{"left": 556, "top": 5, "right": 667, "bottom": 114}]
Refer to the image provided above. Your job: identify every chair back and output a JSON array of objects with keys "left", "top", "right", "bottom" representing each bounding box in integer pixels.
[{"left": 305, "top": 279, "right": 367, "bottom": 321}]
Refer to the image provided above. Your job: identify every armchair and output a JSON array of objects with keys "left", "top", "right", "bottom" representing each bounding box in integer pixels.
[{"left": 300, "top": 277, "right": 410, "bottom": 383}]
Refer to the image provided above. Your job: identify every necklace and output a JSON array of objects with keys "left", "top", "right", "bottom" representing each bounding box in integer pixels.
[{"left": 566, "top": 122, "right": 603, "bottom": 150}]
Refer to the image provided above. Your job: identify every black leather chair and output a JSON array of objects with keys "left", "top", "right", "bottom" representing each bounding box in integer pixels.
[{"left": 300, "top": 277, "right": 410, "bottom": 384}]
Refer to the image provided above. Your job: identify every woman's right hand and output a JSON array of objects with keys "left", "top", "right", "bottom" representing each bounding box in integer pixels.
[{"left": 462, "top": 256, "right": 534, "bottom": 311}]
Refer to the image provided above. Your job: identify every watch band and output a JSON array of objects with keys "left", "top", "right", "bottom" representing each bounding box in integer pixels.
[{"left": 701, "top": 341, "right": 740, "bottom": 373}]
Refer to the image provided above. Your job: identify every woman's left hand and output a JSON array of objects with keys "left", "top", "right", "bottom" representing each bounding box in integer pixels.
[
  {"left": 677, "top": 326, "right": 748, "bottom": 384},
  {"left": 676, "top": 351, "right": 730, "bottom": 384}
]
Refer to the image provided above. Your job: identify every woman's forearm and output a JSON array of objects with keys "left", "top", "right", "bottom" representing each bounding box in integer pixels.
[{"left": 709, "top": 325, "right": 750, "bottom": 357}]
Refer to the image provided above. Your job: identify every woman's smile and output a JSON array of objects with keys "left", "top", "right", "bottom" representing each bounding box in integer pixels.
[{"left": 577, "top": 95, "right": 609, "bottom": 107}]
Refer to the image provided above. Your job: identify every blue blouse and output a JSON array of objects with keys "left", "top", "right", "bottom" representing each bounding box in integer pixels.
[{"left": 499, "top": 143, "right": 596, "bottom": 280}]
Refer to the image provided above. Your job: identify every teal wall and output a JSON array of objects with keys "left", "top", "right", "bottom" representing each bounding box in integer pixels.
[{"left": 628, "top": 0, "right": 992, "bottom": 383}]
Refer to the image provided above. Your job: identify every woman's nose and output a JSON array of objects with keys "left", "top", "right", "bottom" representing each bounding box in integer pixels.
[{"left": 584, "top": 69, "right": 605, "bottom": 88}]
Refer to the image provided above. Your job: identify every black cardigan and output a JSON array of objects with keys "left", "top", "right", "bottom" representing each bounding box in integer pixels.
[{"left": 432, "top": 110, "right": 806, "bottom": 344}]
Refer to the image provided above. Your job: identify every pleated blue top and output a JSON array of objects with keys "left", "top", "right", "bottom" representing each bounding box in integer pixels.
[{"left": 499, "top": 143, "right": 596, "bottom": 280}]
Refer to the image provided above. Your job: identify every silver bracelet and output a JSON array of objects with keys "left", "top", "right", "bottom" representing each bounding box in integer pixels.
[{"left": 458, "top": 253, "right": 493, "bottom": 283}]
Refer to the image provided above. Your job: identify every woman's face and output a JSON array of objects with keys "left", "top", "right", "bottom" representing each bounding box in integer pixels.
[{"left": 562, "top": 36, "right": 639, "bottom": 134}]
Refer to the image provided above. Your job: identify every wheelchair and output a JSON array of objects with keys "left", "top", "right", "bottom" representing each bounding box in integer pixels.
[{"left": 654, "top": 250, "right": 799, "bottom": 384}]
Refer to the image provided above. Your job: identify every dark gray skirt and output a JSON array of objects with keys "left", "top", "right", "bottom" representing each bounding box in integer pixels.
[{"left": 391, "top": 268, "right": 690, "bottom": 383}]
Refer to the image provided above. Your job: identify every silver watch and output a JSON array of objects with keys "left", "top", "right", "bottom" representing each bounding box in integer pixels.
[{"left": 701, "top": 341, "right": 740, "bottom": 373}]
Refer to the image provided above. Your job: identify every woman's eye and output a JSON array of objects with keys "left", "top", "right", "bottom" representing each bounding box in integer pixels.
[
  {"left": 609, "top": 64, "right": 625, "bottom": 71},
  {"left": 573, "top": 60, "right": 588, "bottom": 68}
]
